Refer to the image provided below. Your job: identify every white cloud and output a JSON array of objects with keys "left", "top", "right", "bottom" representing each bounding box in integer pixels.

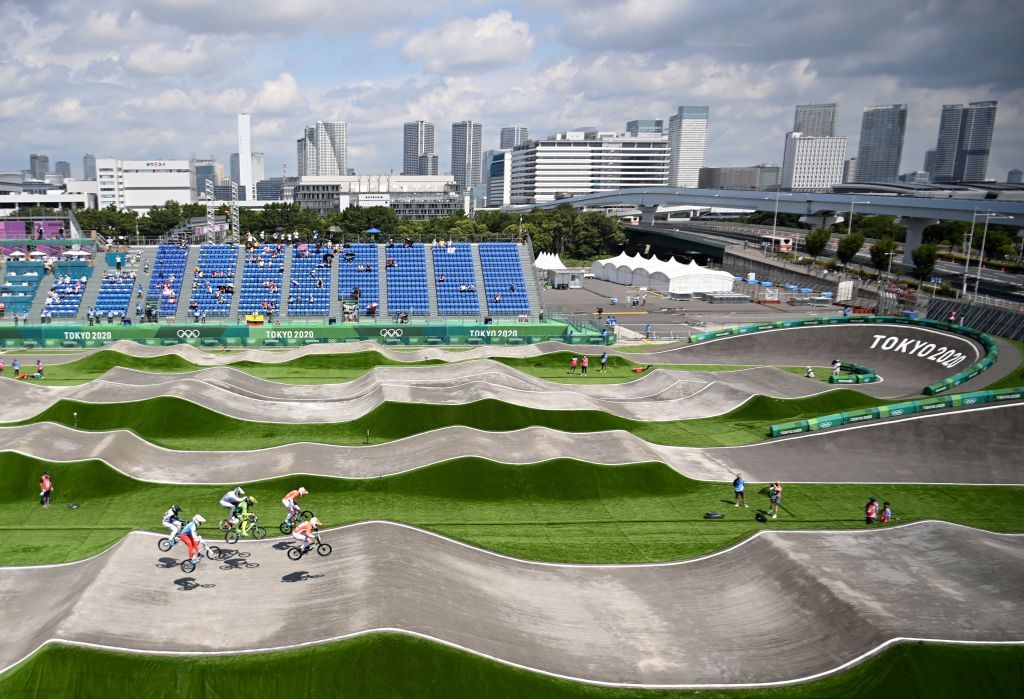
[
  {"left": 250, "top": 73, "right": 302, "bottom": 114},
  {"left": 125, "top": 37, "right": 212, "bottom": 75},
  {"left": 403, "top": 11, "right": 534, "bottom": 73}
]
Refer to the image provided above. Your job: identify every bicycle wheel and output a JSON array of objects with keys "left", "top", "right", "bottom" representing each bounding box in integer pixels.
[
  {"left": 158, "top": 538, "right": 172, "bottom": 552},
  {"left": 287, "top": 547, "right": 303, "bottom": 561},
  {"left": 279, "top": 522, "right": 293, "bottom": 535},
  {"left": 317, "top": 543, "right": 332, "bottom": 557},
  {"left": 180, "top": 559, "right": 196, "bottom": 574},
  {"left": 253, "top": 526, "right": 266, "bottom": 540},
  {"left": 207, "top": 545, "right": 221, "bottom": 560},
  {"left": 299, "top": 510, "right": 314, "bottom": 521},
  {"left": 225, "top": 530, "right": 239, "bottom": 545}
]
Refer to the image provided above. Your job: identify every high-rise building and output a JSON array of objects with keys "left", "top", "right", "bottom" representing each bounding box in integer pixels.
[
  {"left": 418, "top": 154, "right": 438, "bottom": 176},
  {"left": 854, "top": 104, "right": 907, "bottom": 183},
  {"left": 229, "top": 153, "right": 240, "bottom": 185},
  {"left": 486, "top": 150, "right": 512, "bottom": 207},
  {"left": 781, "top": 132, "right": 847, "bottom": 191},
  {"left": 1008, "top": 169, "right": 1023, "bottom": 184},
  {"left": 499, "top": 126, "right": 529, "bottom": 149},
  {"left": 625, "top": 119, "right": 664, "bottom": 136},
  {"left": 843, "top": 158, "right": 858, "bottom": 184},
  {"left": 83, "top": 153, "right": 97, "bottom": 180},
  {"left": 451, "top": 120, "right": 483, "bottom": 192},
  {"left": 510, "top": 130, "right": 670, "bottom": 204},
  {"left": 697, "top": 165, "right": 781, "bottom": 190},
  {"left": 923, "top": 148, "right": 937, "bottom": 179},
  {"left": 793, "top": 103, "right": 839, "bottom": 138},
  {"left": 296, "top": 121, "right": 347, "bottom": 177},
  {"left": 237, "top": 113, "right": 253, "bottom": 200},
  {"left": 932, "top": 101, "right": 998, "bottom": 183},
  {"left": 55, "top": 161, "right": 71, "bottom": 179},
  {"left": 29, "top": 154, "right": 49, "bottom": 180},
  {"left": 667, "top": 106, "right": 709, "bottom": 188},
  {"left": 403, "top": 121, "right": 435, "bottom": 175},
  {"left": 193, "top": 159, "right": 223, "bottom": 198},
  {"left": 251, "top": 152, "right": 265, "bottom": 185}
]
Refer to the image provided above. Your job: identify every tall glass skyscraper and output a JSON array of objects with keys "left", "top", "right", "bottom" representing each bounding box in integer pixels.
[
  {"left": 625, "top": 119, "right": 664, "bottom": 136},
  {"left": 932, "top": 101, "right": 998, "bottom": 183},
  {"left": 451, "top": 121, "right": 483, "bottom": 192},
  {"left": 499, "top": 126, "right": 529, "bottom": 149},
  {"left": 793, "top": 103, "right": 838, "bottom": 138},
  {"left": 83, "top": 153, "right": 96, "bottom": 180},
  {"left": 403, "top": 121, "right": 435, "bottom": 175},
  {"left": 854, "top": 104, "right": 907, "bottom": 183},
  {"left": 668, "top": 106, "right": 709, "bottom": 188}
]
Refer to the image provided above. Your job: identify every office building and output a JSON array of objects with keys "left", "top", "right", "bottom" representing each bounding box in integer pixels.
[
  {"left": 29, "top": 154, "right": 49, "bottom": 180},
  {"left": 229, "top": 153, "right": 240, "bottom": 185},
  {"left": 236, "top": 113, "right": 253, "bottom": 200},
  {"left": 451, "top": 120, "right": 484, "bottom": 191},
  {"left": 192, "top": 159, "right": 224, "bottom": 198},
  {"left": 83, "top": 153, "right": 96, "bottom": 180},
  {"left": 626, "top": 119, "right": 664, "bottom": 136},
  {"left": 251, "top": 152, "right": 265, "bottom": 185},
  {"left": 697, "top": 165, "right": 781, "bottom": 190},
  {"left": 932, "top": 101, "right": 998, "bottom": 183},
  {"left": 55, "top": 161, "right": 71, "bottom": 179},
  {"left": 213, "top": 184, "right": 247, "bottom": 201},
  {"left": 793, "top": 103, "right": 838, "bottom": 137},
  {"left": 898, "top": 171, "right": 931, "bottom": 184},
  {"left": 293, "top": 174, "right": 467, "bottom": 219},
  {"left": 95, "top": 158, "right": 195, "bottom": 214},
  {"left": 854, "top": 104, "right": 907, "bottom": 183},
  {"left": 402, "top": 121, "right": 435, "bottom": 176},
  {"left": 296, "top": 121, "right": 347, "bottom": 177},
  {"left": 1009, "top": 169, "right": 1022, "bottom": 184},
  {"left": 667, "top": 106, "right": 709, "bottom": 188},
  {"left": 499, "top": 126, "right": 529, "bottom": 149},
  {"left": 843, "top": 158, "right": 858, "bottom": 184},
  {"left": 256, "top": 178, "right": 285, "bottom": 201},
  {"left": 486, "top": 150, "right": 512, "bottom": 207},
  {"left": 923, "top": 148, "right": 937, "bottom": 179},
  {"left": 510, "top": 130, "right": 670, "bottom": 204},
  {"left": 418, "top": 154, "right": 438, "bottom": 176},
  {"left": 781, "top": 132, "right": 847, "bottom": 191}
]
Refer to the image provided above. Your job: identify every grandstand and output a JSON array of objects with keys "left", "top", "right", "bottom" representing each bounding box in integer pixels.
[
  {"left": 478, "top": 242, "right": 530, "bottom": 315},
  {"left": 336, "top": 244, "right": 379, "bottom": 316},
  {"left": 44, "top": 260, "right": 92, "bottom": 318},
  {"left": 146, "top": 244, "right": 188, "bottom": 317},
  {"left": 384, "top": 244, "right": 430, "bottom": 316},
  {"left": 432, "top": 243, "right": 480, "bottom": 316},
  {"left": 238, "top": 244, "right": 284, "bottom": 317},
  {"left": 92, "top": 270, "right": 136, "bottom": 318},
  {"left": 189, "top": 244, "right": 237, "bottom": 318},
  {"left": 287, "top": 245, "right": 331, "bottom": 317}
]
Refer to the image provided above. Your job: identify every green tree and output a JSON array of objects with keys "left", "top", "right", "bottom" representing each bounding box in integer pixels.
[
  {"left": 836, "top": 231, "right": 865, "bottom": 267},
  {"left": 869, "top": 237, "right": 898, "bottom": 272},
  {"left": 912, "top": 243, "right": 939, "bottom": 280},
  {"left": 739, "top": 210, "right": 803, "bottom": 228},
  {"left": 803, "top": 228, "right": 831, "bottom": 260},
  {"left": 922, "top": 221, "right": 968, "bottom": 248}
]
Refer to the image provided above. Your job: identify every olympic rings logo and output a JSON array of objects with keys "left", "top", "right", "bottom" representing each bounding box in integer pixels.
[
  {"left": 379, "top": 328, "right": 404, "bottom": 338},
  {"left": 177, "top": 330, "right": 201, "bottom": 339}
]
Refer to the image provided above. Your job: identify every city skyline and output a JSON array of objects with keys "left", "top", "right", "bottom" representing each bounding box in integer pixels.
[{"left": 1, "top": 2, "right": 1020, "bottom": 181}]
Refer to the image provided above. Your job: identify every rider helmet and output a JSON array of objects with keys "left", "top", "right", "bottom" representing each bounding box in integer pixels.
[
  {"left": 246, "top": 496, "right": 257, "bottom": 505},
  {"left": 171, "top": 505, "right": 181, "bottom": 515},
  {"left": 309, "top": 516, "right": 321, "bottom": 528},
  {"left": 234, "top": 487, "right": 245, "bottom": 498},
  {"left": 193, "top": 514, "right": 206, "bottom": 524},
  {"left": 298, "top": 487, "right": 308, "bottom": 496}
]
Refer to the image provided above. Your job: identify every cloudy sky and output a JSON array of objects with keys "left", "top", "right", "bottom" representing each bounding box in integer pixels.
[{"left": 2, "top": 0, "right": 1021, "bottom": 181}]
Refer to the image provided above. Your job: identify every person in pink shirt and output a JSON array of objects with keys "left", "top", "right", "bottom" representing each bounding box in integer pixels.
[
  {"left": 568, "top": 356, "right": 578, "bottom": 375},
  {"left": 865, "top": 497, "right": 879, "bottom": 525},
  {"left": 581, "top": 355, "right": 589, "bottom": 376}
]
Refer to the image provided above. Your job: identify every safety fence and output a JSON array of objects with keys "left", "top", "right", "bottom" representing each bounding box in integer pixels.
[
  {"left": 688, "top": 314, "right": 998, "bottom": 396},
  {"left": 769, "top": 386, "right": 1024, "bottom": 437}
]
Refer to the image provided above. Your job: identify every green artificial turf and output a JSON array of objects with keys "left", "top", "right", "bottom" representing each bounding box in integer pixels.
[
  {"left": 8, "top": 390, "right": 886, "bottom": 450},
  {"left": 1, "top": 634, "right": 1022, "bottom": 699},
  {"left": 2, "top": 452, "right": 1022, "bottom": 566},
  {"left": 985, "top": 339, "right": 1024, "bottom": 390},
  {"left": 30, "top": 348, "right": 810, "bottom": 386}
]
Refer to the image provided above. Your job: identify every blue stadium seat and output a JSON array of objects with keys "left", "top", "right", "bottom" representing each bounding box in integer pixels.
[{"left": 478, "top": 242, "right": 530, "bottom": 315}]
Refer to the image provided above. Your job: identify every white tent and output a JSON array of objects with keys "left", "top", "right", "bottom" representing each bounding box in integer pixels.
[
  {"left": 534, "top": 252, "right": 568, "bottom": 270},
  {"left": 590, "top": 253, "right": 735, "bottom": 294}
]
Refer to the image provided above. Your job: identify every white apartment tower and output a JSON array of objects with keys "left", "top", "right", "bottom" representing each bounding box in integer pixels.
[
  {"left": 403, "top": 121, "right": 435, "bottom": 176},
  {"left": 499, "top": 126, "right": 529, "bottom": 149},
  {"left": 451, "top": 120, "right": 483, "bottom": 192},
  {"left": 510, "top": 130, "right": 670, "bottom": 204},
  {"left": 781, "top": 132, "right": 847, "bottom": 191},
  {"left": 296, "top": 122, "right": 347, "bottom": 177},
  {"left": 667, "top": 106, "right": 709, "bottom": 188},
  {"left": 237, "top": 113, "right": 253, "bottom": 200}
]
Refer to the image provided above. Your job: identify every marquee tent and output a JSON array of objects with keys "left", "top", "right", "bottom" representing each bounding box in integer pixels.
[
  {"left": 590, "top": 253, "right": 735, "bottom": 294},
  {"left": 534, "top": 252, "right": 568, "bottom": 270}
]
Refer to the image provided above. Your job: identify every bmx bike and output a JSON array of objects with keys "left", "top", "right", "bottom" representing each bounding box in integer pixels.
[
  {"left": 286, "top": 530, "right": 332, "bottom": 561},
  {"left": 224, "top": 513, "right": 267, "bottom": 544},
  {"left": 279, "top": 508, "right": 314, "bottom": 535},
  {"left": 180, "top": 536, "right": 221, "bottom": 574}
]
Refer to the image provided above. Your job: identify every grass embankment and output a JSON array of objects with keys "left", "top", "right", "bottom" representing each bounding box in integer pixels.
[
  {"left": 1, "top": 635, "right": 1021, "bottom": 699},
  {"left": 2, "top": 453, "right": 1022, "bottom": 566},
  {"left": 29, "top": 349, "right": 812, "bottom": 386},
  {"left": 985, "top": 338, "right": 1024, "bottom": 390},
  {"left": 9, "top": 391, "right": 885, "bottom": 450}
]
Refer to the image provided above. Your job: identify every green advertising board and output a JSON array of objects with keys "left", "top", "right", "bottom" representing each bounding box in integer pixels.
[{"left": 0, "top": 322, "right": 602, "bottom": 348}]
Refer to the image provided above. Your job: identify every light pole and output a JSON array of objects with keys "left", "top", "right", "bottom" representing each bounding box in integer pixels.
[
  {"left": 847, "top": 198, "right": 870, "bottom": 237},
  {"left": 961, "top": 209, "right": 981, "bottom": 298},
  {"left": 973, "top": 213, "right": 1013, "bottom": 296},
  {"left": 877, "top": 251, "right": 896, "bottom": 314}
]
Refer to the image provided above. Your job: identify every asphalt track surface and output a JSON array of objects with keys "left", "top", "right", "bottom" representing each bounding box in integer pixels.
[
  {"left": 1, "top": 522, "right": 1021, "bottom": 687},
  {"left": 2, "top": 403, "right": 1022, "bottom": 485},
  {"left": 3, "top": 323, "right": 1022, "bottom": 687}
]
